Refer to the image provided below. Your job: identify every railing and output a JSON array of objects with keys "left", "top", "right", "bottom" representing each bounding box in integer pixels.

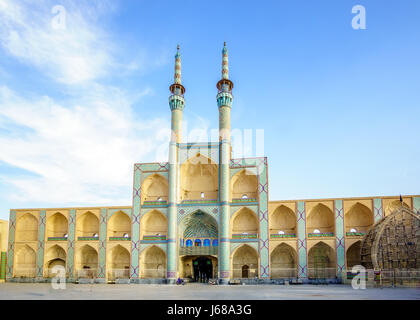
[
  {"left": 143, "top": 200, "right": 168, "bottom": 206},
  {"left": 307, "top": 267, "right": 337, "bottom": 279},
  {"left": 270, "top": 234, "right": 296, "bottom": 239},
  {"left": 13, "top": 267, "right": 37, "bottom": 278},
  {"left": 232, "top": 198, "right": 258, "bottom": 203},
  {"left": 179, "top": 246, "right": 218, "bottom": 256},
  {"left": 109, "top": 236, "right": 131, "bottom": 241},
  {"left": 346, "top": 232, "right": 366, "bottom": 237},
  {"left": 232, "top": 234, "right": 258, "bottom": 240},
  {"left": 143, "top": 235, "right": 166, "bottom": 241},
  {"left": 181, "top": 199, "right": 219, "bottom": 204},
  {"left": 107, "top": 269, "right": 130, "bottom": 280},
  {"left": 76, "top": 269, "right": 98, "bottom": 279},
  {"left": 307, "top": 232, "right": 334, "bottom": 238},
  {"left": 47, "top": 237, "right": 68, "bottom": 241},
  {"left": 270, "top": 268, "right": 298, "bottom": 278},
  {"left": 78, "top": 236, "right": 99, "bottom": 241},
  {"left": 342, "top": 269, "right": 420, "bottom": 288}
]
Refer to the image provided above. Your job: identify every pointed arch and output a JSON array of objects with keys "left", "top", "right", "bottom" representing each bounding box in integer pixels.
[
  {"left": 345, "top": 203, "right": 373, "bottom": 233},
  {"left": 231, "top": 207, "right": 259, "bottom": 236},
  {"left": 107, "top": 244, "right": 130, "bottom": 279},
  {"left": 14, "top": 244, "right": 36, "bottom": 277},
  {"left": 15, "top": 213, "right": 38, "bottom": 242},
  {"left": 346, "top": 241, "right": 361, "bottom": 269},
  {"left": 180, "top": 153, "right": 219, "bottom": 201},
  {"left": 307, "top": 241, "right": 336, "bottom": 279},
  {"left": 231, "top": 169, "right": 258, "bottom": 200},
  {"left": 108, "top": 211, "right": 131, "bottom": 238},
  {"left": 232, "top": 244, "right": 259, "bottom": 278},
  {"left": 76, "top": 211, "right": 99, "bottom": 238},
  {"left": 141, "top": 210, "right": 168, "bottom": 238},
  {"left": 47, "top": 212, "right": 68, "bottom": 238},
  {"left": 141, "top": 174, "right": 169, "bottom": 203},
  {"left": 140, "top": 245, "right": 167, "bottom": 278},
  {"left": 44, "top": 244, "right": 66, "bottom": 277},
  {"left": 270, "top": 205, "right": 296, "bottom": 235},
  {"left": 270, "top": 243, "right": 298, "bottom": 278},
  {"left": 76, "top": 244, "right": 98, "bottom": 278},
  {"left": 307, "top": 204, "right": 335, "bottom": 234}
]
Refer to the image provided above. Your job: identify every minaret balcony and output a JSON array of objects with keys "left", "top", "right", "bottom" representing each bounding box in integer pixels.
[
  {"left": 169, "top": 94, "right": 185, "bottom": 111},
  {"left": 216, "top": 91, "right": 233, "bottom": 108}
]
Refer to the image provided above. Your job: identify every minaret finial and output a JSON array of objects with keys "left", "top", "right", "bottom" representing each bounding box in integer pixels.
[
  {"left": 222, "top": 42, "right": 229, "bottom": 80},
  {"left": 174, "top": 44, "right": 181, "bottom": 85}
]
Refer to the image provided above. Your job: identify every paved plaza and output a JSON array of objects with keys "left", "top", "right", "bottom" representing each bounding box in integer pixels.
[{"left": 0, "top": 283, "right": 418, "bottom": 300}]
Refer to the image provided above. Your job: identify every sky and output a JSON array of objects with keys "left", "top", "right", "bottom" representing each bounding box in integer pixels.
[{"left": 0, "top": 0, "right": 419, "bottom": 220}]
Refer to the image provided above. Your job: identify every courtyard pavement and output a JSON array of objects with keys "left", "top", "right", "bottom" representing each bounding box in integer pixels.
[{"left": 0, "top": 283, "right": 419, "bottom": 300}]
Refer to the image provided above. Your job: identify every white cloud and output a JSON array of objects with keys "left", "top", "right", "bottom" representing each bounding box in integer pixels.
[
  {"left": 0, "top": 0, "right": 115, "bottom": 84},
  {"left": 0, "top": 85, "right": 170, "bottom": 205}
]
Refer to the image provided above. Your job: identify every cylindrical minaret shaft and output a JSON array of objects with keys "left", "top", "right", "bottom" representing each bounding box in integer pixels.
[
  {"left": 217, "top": 42, "right": 234, "bottom": 284},
  {"left": 167, "top": 45, "right": 185, "bottom": 282}
]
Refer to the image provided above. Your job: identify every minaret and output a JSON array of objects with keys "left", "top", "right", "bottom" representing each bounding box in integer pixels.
[
  {"left": 217, "top": 42, "right": 233, "bottom": 284},
  {"left": 167, "top": 45, "right": 185, "bottom": 282}
]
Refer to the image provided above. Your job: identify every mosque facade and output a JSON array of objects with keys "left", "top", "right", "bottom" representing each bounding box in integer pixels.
[{"left": 2, "top": 44, "right": 420, "bottom": 284}]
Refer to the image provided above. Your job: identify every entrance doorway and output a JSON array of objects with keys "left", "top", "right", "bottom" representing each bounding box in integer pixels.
[
  {"left": 242, "top": 265, "right": 249, "bottom": 278},
  {"left": 193, "top": 257, "right": 213, "bottom": 283}
]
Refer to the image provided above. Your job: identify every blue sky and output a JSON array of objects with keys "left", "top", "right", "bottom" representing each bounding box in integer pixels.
[{"left": 0, "top": 0, "right": 419, "bottom": 220}]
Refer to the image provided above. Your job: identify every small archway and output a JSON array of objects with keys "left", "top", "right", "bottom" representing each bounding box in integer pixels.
[
  {"left": 180, "top": 154, "right": 219, "bottom": 201},
  {"left": 76, "top": 245, "right": 98, "bottom": 278},
  {"left": 140, "top": 246, "right": 167, "bottom": 278},
  {"left": 14, "top": 245, "right": 36, "bottom": 278},
  {"left": 44, "top": 245, "right": 66, "bottom": 278},
  {"left": 108, "top": 211, "right": 131, "bottom": 238},
  {"left": 346, "top": 241, "right": 361, "bottom": 269},
  {"left": 307, "top": 204, "right": 335, "bottom": 235},
  {"left": 141, "top": 174, "right": 169, "bottom": 203},
  {"left": 270, "top": 205, "right": 296, "bottom": 235},
  {"left": 231, "top": 169, "right": 258, "bottom": 200},
  {"left": 345, "top": 203, "right": 373, "bottom": 233},
  {"left": 270, "top": 243, "right": 298, "bottom": 278},
  {"left": 46, "top": 213, "right": 68, "bottom": 238},
  {"left": 15, "top": 213, "right": 38, "bottom": 242},
  {"left": 308, "top": 242, "right": 336, "bottom": 279},
  {"left": 107, "top": 245, "right": 130, "bottom": 280},
  {"left": 231, "top": 208, "right": 259, "bottom": 236},
  {"left": 232, "top": 245, "right": 258, "bottom": 279},
  {"left": 141, "top": 210, "right": 168, "bottom": 239},
  {"left": 76, "top": 212, "right": 99, "bottom": 238}
]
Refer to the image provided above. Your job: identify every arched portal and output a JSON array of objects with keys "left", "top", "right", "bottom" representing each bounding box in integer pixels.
[
  {"left": 76, "top": 245, "right": 98, "bottom": 278},
  {"left": 180, "top": 210, "right": 218, "bottom": 240},
  {"left": 180, "top": 154, "right": 219, "bottom": 201},
  {"left": 108, "top": 211, "right": 131, "bottom": 238},
  {"left": 270, "top": 243, "right": 298, "bottom": 278},
  {"left": 346, "top": 241, "right": 361, "bottom": 269},
  {"left": 232, "top": 245, "right": 258, "bottom": 279},
  {"left": 15, "top": 213, "right": 38, "bottom": 242},
  {"left": 231, "top": 208, "right": 259, "bottom": 236},
  {"left": 76, "top": 212, "right": 99, "bottom": 238},
  {"left": 345, "top": 203, "right": 373, "bottom": 233},
  {"left": 140, "top": 246, "right": 167, "bottom": 278},
  {"left": 14, "top": 245, "right": 36, "bottom": 278},
  {"left": 141, "top": 210, "right": 168, "bottom": 239},
  {"left": 107, "top": 245, "right": 130, "bottom": 280},
  {"left": 307, "top": 204, "right": 335, "bottom": 235},
  {"left": 270, "top": 205, "right": 296, "bottom": 235},
  {"left": 231, "top": 169, "right": 258, "bottom": 200},
  {"left": 44, "top": 245, "right": 66, "bottom": 278},
  {"left": 308, "top": 242, "right": 336, "bottom": 279},
  {"left": 47, "top": 213, "right": 68, "bottom": 238},
  {"left": 141, "top": 174, "right": 169, "bottom": 203}
]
